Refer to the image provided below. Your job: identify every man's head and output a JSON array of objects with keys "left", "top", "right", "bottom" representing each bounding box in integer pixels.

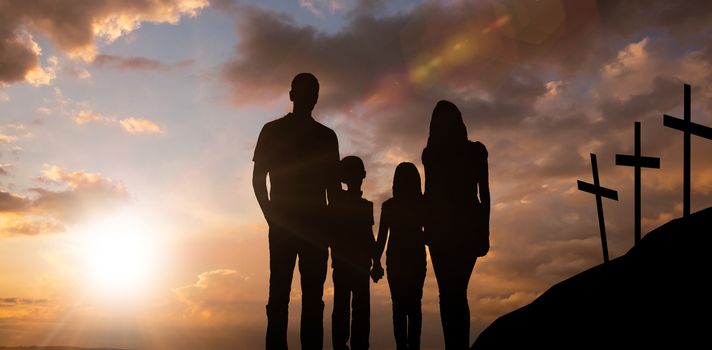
[
  {"left": 340, "top": 155, "right": 366, "bottom": 190},
  {"left": 290, "top": 73, "right": 319, "bottom": 114}
]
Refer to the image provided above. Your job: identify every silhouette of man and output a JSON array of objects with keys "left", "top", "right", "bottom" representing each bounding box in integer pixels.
[
  {"left": 330, "top": 156, "right": 374, "bottom": 350},
  {"left": 253, "top": 73, "right": 340, "bottom": 349}
]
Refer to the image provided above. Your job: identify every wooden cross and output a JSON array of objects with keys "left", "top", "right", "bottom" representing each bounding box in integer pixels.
[
  {"left": 663, "top": 84, "right": 712, "bottom": 217},
  {"left": 615, "top": 122, "right": 660, "bottom": 245},
  {"left": 578, "top": 153, "right": 619, "bottom": 263}
]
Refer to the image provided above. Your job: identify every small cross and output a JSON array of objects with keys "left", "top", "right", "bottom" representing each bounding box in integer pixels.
[
  {"left": 578, "top": 153, "right": 619, "bottom": 263},
  {"left": 663, "top": 84, "right": 712, "bottom": 217},
  {"left": 615, "top": 122, "right": 660, "bottom": 245}
]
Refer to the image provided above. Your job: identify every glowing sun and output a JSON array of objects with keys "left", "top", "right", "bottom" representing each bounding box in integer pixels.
[{"left": 78, "top": 210, "right": 160, "bottom": 298}]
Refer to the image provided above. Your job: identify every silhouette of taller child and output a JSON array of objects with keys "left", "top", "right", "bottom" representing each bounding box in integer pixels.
[
  {"left": 373, "top": 162, "right": 427, "bottom": 350},
  {"left": 253, "top": 73, "right": 340, "bottom": 349},
  {"left": 422, "top": 100, "right": 490, "bottom": 349}
]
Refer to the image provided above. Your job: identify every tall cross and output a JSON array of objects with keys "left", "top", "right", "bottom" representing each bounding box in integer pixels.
[
  {"left": 615, "top": 122, "right": 660, "bottom": 245},
  {"left": 663, "top": 84, "right": 712, "bottom": 217},
  {"left": 578, "top": 153, "right": 619, "bottom": 263}
]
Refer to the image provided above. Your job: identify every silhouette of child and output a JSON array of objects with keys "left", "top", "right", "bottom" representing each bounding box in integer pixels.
[
  {"left": 372, "top": 162, "right": 426, "bottom": 350},
  {"left": 330, "top": 156, "right": 374, "bottom": 350}
]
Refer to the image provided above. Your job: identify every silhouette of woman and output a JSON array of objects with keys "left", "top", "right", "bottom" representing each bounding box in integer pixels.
[
  {"left": 373, "top": 162, "right": 427, "bottom": 350},
  {"left": 421, "top": 100, "right": 490, "bottom": 349}
]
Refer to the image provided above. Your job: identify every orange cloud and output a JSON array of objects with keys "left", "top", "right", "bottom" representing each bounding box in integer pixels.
[
  {"left": 119, "top": 117, "right": 162, "bottom": 134},
  {"left": 0, "top": 165, "right": 129, "bottom": 236},
  {"left": 0, "top": 134, "right": 17, "bottom": 143},
  {"left": 73, "top": 109, "right": 104, "bottom": 125},
  {"left": 173, "top": 269, "right": 262, "bottom": 324},
  {"left": 59, "top": 95, "right": 162, "bottom": 135}
]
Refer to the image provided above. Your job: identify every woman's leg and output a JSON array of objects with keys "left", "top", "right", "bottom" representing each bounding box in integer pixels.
[
  {"left": 407, "top": 266, "right": 426, "bottom": 350},
  {"left": 431, "top": 245, "right": 477, "bottom": 350}
]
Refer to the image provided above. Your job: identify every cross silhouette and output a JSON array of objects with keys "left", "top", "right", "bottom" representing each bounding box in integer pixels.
[
  {"left": 615, "top": 122, "right": 660, "bottom": 245},
  {"left": 578, "top": 153, "right": 619, "bottom": 263},
  {"left": 663, "top": 84, "right": 712, "bottom": 217}
]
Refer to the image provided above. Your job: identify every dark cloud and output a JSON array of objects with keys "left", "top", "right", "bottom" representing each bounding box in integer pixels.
[
  {"left": 0, "top": 191, "right": 30, "bottom": 212},
  {"left": 0, "top": 0, "right": 207, "bottom": 84},
  {"left": 94, "top": 54, "right": 194, "bottom": 71},
  {"left": 0, "top": 298, "right": 49, "bottom": 307}
]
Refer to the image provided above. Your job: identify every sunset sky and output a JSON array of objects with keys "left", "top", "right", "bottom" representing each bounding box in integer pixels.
[{"left": 1, "top": 0, "right": 712, "bottom": 349}]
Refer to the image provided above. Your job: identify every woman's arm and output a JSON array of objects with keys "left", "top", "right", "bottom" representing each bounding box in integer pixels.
[{"left": 479, "top": 149, "right": 490, "bottom": 220}]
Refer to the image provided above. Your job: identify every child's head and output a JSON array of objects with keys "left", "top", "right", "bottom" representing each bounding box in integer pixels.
[
  {"left": 340, "top": 156, "right": 366, "bottom": 189},
  {"left": 393, "top": 162, "right": 421, "bottom": 199}
]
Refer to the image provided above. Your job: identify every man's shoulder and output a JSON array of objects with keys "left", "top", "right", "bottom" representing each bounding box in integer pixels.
[
  {"left": 360, "top": 197, "right": 373, "bottom": 211},
  {"left": 261, "top": 114, "right": 291, "bottom": 130},
  {"left": 311, "top": 119, "right": 337, "bottom": 139}
]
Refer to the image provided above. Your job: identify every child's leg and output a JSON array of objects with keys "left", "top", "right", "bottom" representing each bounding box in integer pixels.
[
  {"left": 407, "top": 265, "right": 427, "bottom": 349},
  {"left": 407, "top": 300, "right": 423, "bottom": 350},
  {"left": 351, "top": 270, "right": 371, "bottom": 350},
  {"left": 388, "top": 269, "right": 408, "bottom": 350},
  {"left": 332, "top": 268, "right": 352, "bottom": 350}
]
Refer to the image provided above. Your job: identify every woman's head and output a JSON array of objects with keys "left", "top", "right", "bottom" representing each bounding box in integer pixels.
[
  {"left": 428, "top": 100, "right": 467, "bottom": 146},
  {"left": 393, "top": 162, "right": 422, "bottom": 199}
]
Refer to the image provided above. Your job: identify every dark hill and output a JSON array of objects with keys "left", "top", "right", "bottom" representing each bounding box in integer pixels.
[
  {"left": 473, "top": 207, "right": 711, "bottom": 349},
  {"left": 0, "top": 347, "right": 130, "bottom": 350}
]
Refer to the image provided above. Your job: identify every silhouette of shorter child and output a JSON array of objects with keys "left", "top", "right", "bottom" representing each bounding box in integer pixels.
[
  {"left": 373, "top": 162, "right": 426, "bottom": 350},
  {"left": 330, "top": 156, "right": 374, "bottom": 350}
]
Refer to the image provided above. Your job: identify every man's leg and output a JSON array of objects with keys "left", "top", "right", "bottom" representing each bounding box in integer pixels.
[
  {"left": 331, "top": 267, "right": 351, "bottom": 350},
  {"left": 266, "top": 231, "right": 298, "bottom": 350},
  {"left": 298, "top": 241, "right": 328, "bottom": 349},
  {"left": 351, "top": 269, "right": 370, "bottom": 350}
]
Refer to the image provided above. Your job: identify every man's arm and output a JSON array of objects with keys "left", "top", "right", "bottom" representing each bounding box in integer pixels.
[
  {"left": 326, "top": 131, "right": 341, "bottom": 205},
  {"left": 253, "top": 161, "right": 271, "bottom": 224}
]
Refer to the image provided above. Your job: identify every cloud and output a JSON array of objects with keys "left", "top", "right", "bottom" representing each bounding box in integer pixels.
[
  {"left": 0, "top": 165, "right": 130, "bottom": 236},
  {"left": 0, "top": 297, "right": 49, "bottom": 306},
  {"left": 173, "top": 269, "right": 263, "bottom": 324},
  {"left": 49, "top": 90, "right": 163, "bottom": 135},
  {"left": 0, "top": 134, "right": 17, "bottom": 143},
  {"left": 0, "top": 0, "right": 208, "bottom": 85},
  {"left": 119, "top": 117, "right": 163, "bottom": 134},
  {"left": 93, "top": 54, "right": 194, "bottom": 71},
  {"left": 0, "top": 297, "right": 55, "bottom": 320},
  {"left": 0, "top": 191, "right": 30, "bottom": 212},
  {"left": 299, "top": 0, "right": 347, "bottom": 16},
  {"left": 0, "top": 164, "right": 12, "bottom": 176},
  {"left": 24, "top": 55, "right": 59, "bottom": 87},
  {"left": 73, "top": 109, "right": 103, "bottom": 125},
  {"left": 216, "top": 0, "right": 712, "bottom": 340}
]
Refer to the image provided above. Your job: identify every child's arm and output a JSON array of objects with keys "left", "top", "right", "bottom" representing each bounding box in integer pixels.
[{"left": 373, "top": 204, "right": 389, "bottom": 266}]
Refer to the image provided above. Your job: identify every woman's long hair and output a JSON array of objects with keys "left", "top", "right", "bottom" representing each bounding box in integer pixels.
[
  {"left": 393, "top": 162, "right": 422, "bottom": 200},
  {"left": 423, "top": 100, "right": 468, "bottom": 167}
]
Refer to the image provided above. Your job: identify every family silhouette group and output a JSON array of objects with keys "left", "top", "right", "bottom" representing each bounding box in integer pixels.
[{"left": 252, "top": 73, "right": 490, "bottom": 350}]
